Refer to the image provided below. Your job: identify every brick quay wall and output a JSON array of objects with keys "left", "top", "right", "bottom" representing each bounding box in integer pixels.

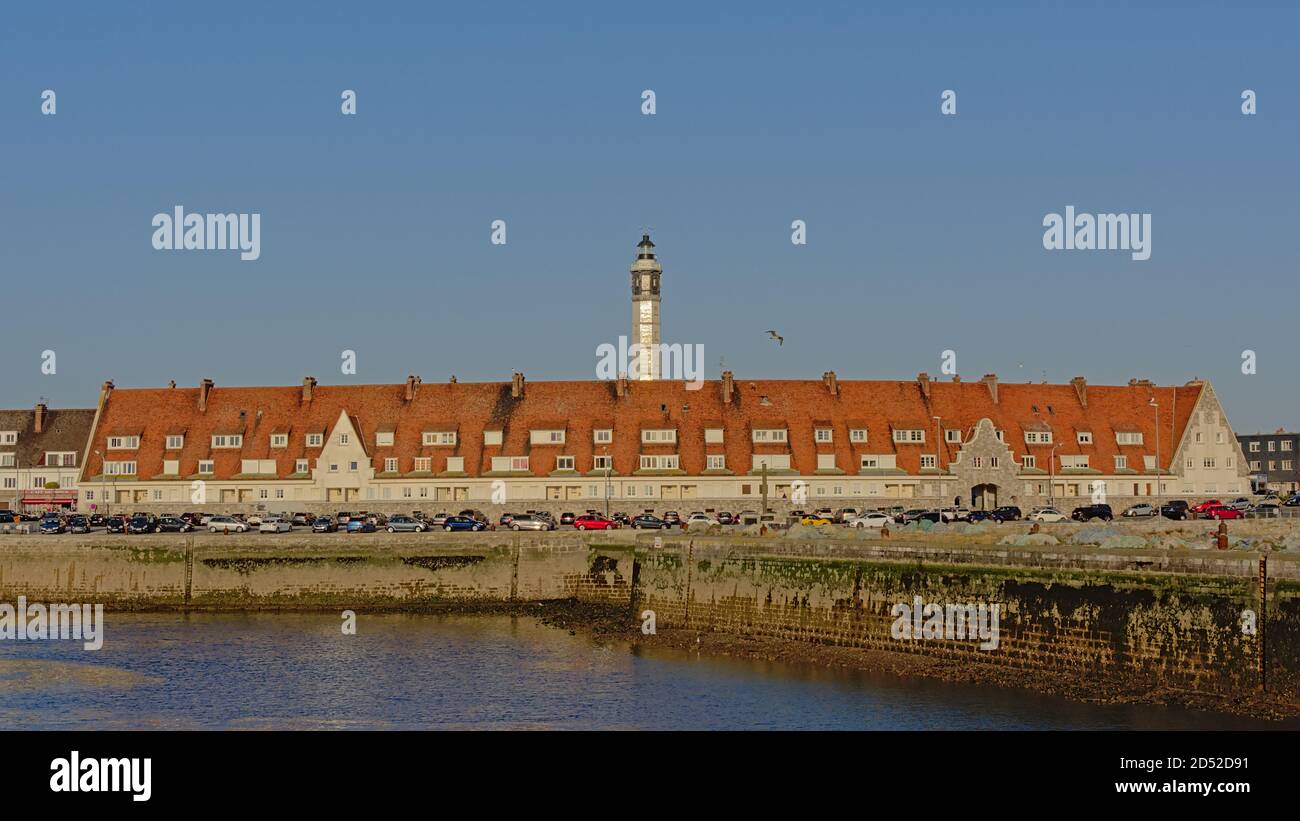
[{"left": 1, "top": 533, "right": 1294, "bottom": 710}]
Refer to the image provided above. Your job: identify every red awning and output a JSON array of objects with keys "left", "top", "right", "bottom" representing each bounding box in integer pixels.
[{"left": 21, "top": 495, "right": 77, "bottom": 504}]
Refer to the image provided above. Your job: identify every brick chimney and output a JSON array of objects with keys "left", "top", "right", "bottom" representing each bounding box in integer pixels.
[
  {"left": 917, "top": 372, "right": 931, "bottom": 401},
  {"left": 1070, "top": 376, "right": 1087, "bottom": 408},
  {"left": 981, "top": 373, "right": 998, "bottom": 404},
  {"left": 302, "top": 376, "right": 316, "bottom": 403},
  {"left": 168, "top": 380, "right": 176, "bottom": 389},
  {"left": 34, "top": 402, "right": 47, "bottom": 434},
  {"left": 824, "top": 371, "right": 839, "bottom": 396},
  {"left": 98, "top": 380, "right": 114, "bottom": 410},
  {"left": 721, "top": 370, "right": 734, "bottom": 404},
  {"left": 511, "top": 372, "right": 525, "bottom": 399},
  {"left": 198, "top": 378, "right": 214, "bottom": 412},
  {"left": 616, "top": 372, "right": 628, "bottom": 398},
  {"left": 404, "top": 374, "right": 420, "bottom": 402}
]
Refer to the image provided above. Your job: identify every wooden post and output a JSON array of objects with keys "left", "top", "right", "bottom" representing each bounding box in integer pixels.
[{"left": 1259, "top": 556, "right": 1267, "bottom": 692}]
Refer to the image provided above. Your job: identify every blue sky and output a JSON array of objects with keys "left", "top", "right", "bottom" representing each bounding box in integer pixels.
[{"left": 1, "top": 1, "right": 1296, "bottom": 431}]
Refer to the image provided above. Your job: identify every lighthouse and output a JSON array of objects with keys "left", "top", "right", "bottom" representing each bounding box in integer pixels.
[{"left": 629, "top": 233, "right": 662, "bottom": 380}]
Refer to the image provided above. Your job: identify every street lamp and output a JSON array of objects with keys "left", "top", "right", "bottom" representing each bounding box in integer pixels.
[
  {"left": 932, "top": 415, "right": 943, "bottom": 505},
  {"left": 1048, "top": 441, "right": 1061, "bottom": 506},
  {"left": 1150, "top": 398, "right": 1160, "bottom": 512},
  {"left": 602, "top": 446, "right": 611, "bottom": 519},
  {"left": 94, "top": 449, "right": 108, "bottom": 517}
]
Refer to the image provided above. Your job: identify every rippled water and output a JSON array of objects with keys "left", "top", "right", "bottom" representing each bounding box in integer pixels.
[{"left": 0, "top": 612, "right": 1285, "bottom": 730}]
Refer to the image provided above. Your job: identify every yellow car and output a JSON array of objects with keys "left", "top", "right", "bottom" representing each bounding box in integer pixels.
[{"left": 799, "top": 515, "right": 832, "bottom": 526}]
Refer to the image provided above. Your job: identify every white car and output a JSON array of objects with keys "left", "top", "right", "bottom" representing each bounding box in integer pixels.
[
  {"left": 940, "top": 507, "right": 970, "bottom": 523},
  {"left": 847, "top": 512, "right": 891, "bottom": 529},
  {"left": 207, "top": 516, "right": 248, "bottom": 533},
  {"left": 1028, "top": 507, "right": 1067, "bottom": 523},
  {"left": 686, "top": 513, "right": 720, "bottom": 526},
  {"left": 258, "top": 517, "right": 292, "bottom": 533},
  {"left": 246, "top": 514, "right": 264, "bottom": 525},
  {"left": 1122, "top": 503, "right": 1158, "bottom": 518}
]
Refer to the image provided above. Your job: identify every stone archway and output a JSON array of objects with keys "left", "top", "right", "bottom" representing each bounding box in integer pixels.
[{"left": 971, "top": 483, "right": 999, "bottom": 510}]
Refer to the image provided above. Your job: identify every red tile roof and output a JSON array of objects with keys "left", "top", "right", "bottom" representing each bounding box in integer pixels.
[{"left": 80, "top": 377, "right": 1204, "bottom": 481}]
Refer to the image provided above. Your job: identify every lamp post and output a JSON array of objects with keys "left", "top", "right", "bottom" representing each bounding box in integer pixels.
[
  {"left": 932, "top": 415, "right": 942, "bottom": 506},
  {"left": 1150, "top": 398, "right": 1160, "bottom": 512},
  {"left": 94, "top": 449, "right": 108, "bottom": 517},
  {"left": 602, "top": 446, "right": 611, "bottom": 519},
  {"left": 1049, "top": 441, "right": 1060, "bottom": 506}
]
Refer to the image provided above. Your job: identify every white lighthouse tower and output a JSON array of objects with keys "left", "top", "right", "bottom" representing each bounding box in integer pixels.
[{"left": 629, "top": 233, "right": 662, "bottom": 380}]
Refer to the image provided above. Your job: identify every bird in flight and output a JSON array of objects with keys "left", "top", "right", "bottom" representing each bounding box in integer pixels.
[{"left": 766, "top": 330, "right": 783, "bottom": 346}]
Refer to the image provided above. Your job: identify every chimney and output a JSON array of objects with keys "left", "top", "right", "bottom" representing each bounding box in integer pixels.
[
  {"left": 404, "top": 375, "right": 418, "bottom": 402},
  {"left": 616, "top": 372, "right": 628, "bottom": 398},
  {"left": 1070, "top": 376, "right": 1087, "bottom": 408},
  {"left": 721, "top": 370, "right": 734, "bottom": 404},
  {"left": 981, "top": 373, "right": 998, "bottom": 404},
  {"left": 302, "top": 376, "right": 316, "bottom": 403},
  {"left": 917, "top": 372, "right": 931, "bottom": 401},
  {"left": 34, "top": 403, "right": 47, "bottom": 434},
  {"left": 98, "top": 380, "right": 114, "bottom": 409},
  {"left": 952, "top": 374, "right": 961, "bottom": 383},
  {"left": 511, "top": 372, "right": 525, "bottom": 399},
  {"left": 824, "top": 371, "right": 839, "bottom": 396},
  {"left": 168, "top": 380, "right": 176, "bottom": 389},
  {"left": 198, "top": 378, "right": 214, "bottom": 412}
]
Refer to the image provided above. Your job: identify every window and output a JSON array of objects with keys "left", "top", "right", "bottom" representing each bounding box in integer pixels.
[
  {"left": 153, "top": 490, "right": 164, "bottom": 501},
  {"left": 84, "top": 490, "right": 94, "bottom": 500},
  {"left": 1284, "top": 460, "right": 1294, "bottom": 471},
  {"left": 594, "top": 455, "right": 612, "bottom": 470},
  {"left": 945, "top": 429, "right": 961, "bottom": 443},
  {"left": 1022, "top": 455, "right": 1037, "bottom": 469},
  {"left": 1249, "top": 441, "right": 1261, "bottom": 452},
  {"left": 850, "top": 428, "right": 868, "bottom": 443},
  {"left": 920, "top": 455, "right": 936, "bottom": 469},
  {"left": 402, "top": 487, "right": 412, "bottom": 498},
  {"left": 349, "top": 461, "right": 359, "bottom": 472},
  {"left": 211, "top": 435, "right": 242, "bottom": 448},
  {"left": 639, "top": 455, "right": 680, "bottom": 470},
  {"left": 484, "top": 430, "right": 503, "bottom": 446},
  {"left": 276, "top": 489, "right": 285, "bottom": 499},
  {"left": 329, "top": 463, "right": 339, "bottom": 473},
  {"left": 1076, "top": 432, "right": 1093, "bottom": 445},
  {"left": 815, "top": 428, "right": 832, "bottom": 443},
  {"left": 973, "top": 456, "right": 983, "bottom": 468},
  {"left": 530, "top": 429, "right": 565, "bottom": 445},
  {"left": 818, "top": 453, "right": 837, "bottom": 470},
  {"left": 45, "top": 452, "right": 76, "bottom": 467},
  {"left": 594, "top": 429, "right": 613, "bottom": 444},
  {"left": 376, "top": 432, "right": 394, "bottom": 447},
  {"left": 706, "top": 454, "right": 726, "bottom": 470},
  {"left": 1215, "top": 432, "right": 1224, "bottom": 444},
  {"left": 990, "top": 457, "right": 1000, "bottom": 469},
  {"left": 752, "top": 429, "right": 788, "bottom": 443},
  {"left": 1268, "top": 440, "right": 1276, "bottom": 452},
  {"left": 165, "top": 435, "right": 184, "bottom": 450},
  {"left": 704, "top": 428, "right": 724, "bottom": 444},
  {"left": 423, "top": 431, "right": 457, "bottom": 446},
  {"left": 491, "top": 456, "right": 529, "bottom": 472},
  {"left": 259, "top": 489, "right": 269, "bottom": 499},
  {"left": 892, "top": 429, "right": 924, "bottom": 443},
  {"left": 1250, "top": 460, "right": 1261, "bottom": 471},
  {"left": 1114, "top": 455, "right": 1128, "bottom": 470},
  {"left": 0, "top": 453, "right": 13, "bottom": 467},
  {"left": 1283, "top": 441, "right": 1294, "bottom": 451},
  {"left": 295, "top": 459, "right": 309, "bottom": 474},
  {"left": 642, "top": 429, "right": 677, "bottom": 444},
  {"left": 1116, "top": 432, "right": 1143, "bottom": 446},
  {"left": 307, "top": 433, "right": 323, "bottom": 447},
  {"left": 163, "top": 460, "right": 179, "bottom": 475},
  {"left": 2, "top": 477, "right": 14, "bottom": 489},
  {"left": 445, "top": 457, "right": 464, "bottom": 472},
  {"left": 555, "top": 456, "right": 575, "bottom": 471},
  {"left": 104, "top": 461, "right": 136, "bottom": 475},
  {"left": 199, "top": 460, "right": 214, "bottom": 474},
  {"left": 1204, "top": 458, "right": 1217, "bottom": 469},
  {"left": 413, "top": 457, "right": 431, "bottom": 472},
  {"left": 0, "top": 431, "right": 16, "bottom": 445},
  {"left": 1025, "top": 431, "right": 1052, "bottom": 444},
  {"left": 384, "top": 458, "right": 398, "bottom": 472},
  {"left": 108, "top": 435, "right": 140, "bottom": 449},
  {"left": 339, "top": 433, "right": 350, "bottom": 446},
  {"left": 860, "top": 456, "right": 879, "bottom": 469},
  {"left": 751, "top": 454, "right": 791, "bottom": 471},
  {"left": 1061, "top": 455, "right": 1089, "bottom": 469}
]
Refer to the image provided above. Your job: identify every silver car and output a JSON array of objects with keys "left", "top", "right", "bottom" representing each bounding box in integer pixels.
[
  {"left": 385, "top": 515, "right": 426, "bottom": 533},
  {"left": 508, "top": 514, "right": 555, "bottom": 531}
]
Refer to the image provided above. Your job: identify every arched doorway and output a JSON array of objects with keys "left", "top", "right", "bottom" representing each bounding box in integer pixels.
[{"left": 971, "top": 483, "right": 999, "bottom": 510}]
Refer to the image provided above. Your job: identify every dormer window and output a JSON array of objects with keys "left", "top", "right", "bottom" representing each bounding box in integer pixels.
[
  {"left": 307, "top": 433, "right": 323, "bottom": 447},
  {"left": 108, "top": 435, "right": 140, "bottom": 449},
  {"left": 850, "top": 428, "right": 867, "bottom": 443},
  {"left": 1077, "top": 431, "right": 1093, "bottom": 445},
  {"left": 530, "top": 429, "right": 566, "bottom": 445},
  {"left": 1116, "top": 431, "right": 1144, "bottom": 446},
  {"left": 165, "top": 435, "right": 185, "bottom": 450},
  {"left": 376, "top": 432, "right": 394, "bottom": 447},
  {"left": 1024, "top": 431, "right": 1053, "bottom": 444},
  {"left": 594, "top": 429, "right": 613, "bottom": 444},
  {"left": 642, "top": 429, "right": 677, "bottom": 444},
  {"left": 211, "top": 434, "right": 242, "bottom": 448},
  {"left": 892, "top": 429, "right": 924, "bottom": 443},
  {"left": 270, "top": 434, "right": 288, "bottom": 448},
  {"left": 424, "top": 431, "right": 457, "bottom": 446},
  {"left": 814, "top": 428, "right": 832, "bottom": 443},
  {"left": 752, "top": 428, "right": 787, "bottom": 443}
]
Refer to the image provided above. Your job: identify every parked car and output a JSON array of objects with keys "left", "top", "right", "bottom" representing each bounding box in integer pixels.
[
  {"left": 716, "top": 511, "right": 735, "bottom": 525},
  {"left": 1227, "top": 497, "right": 1254, "bottom": 512},
  {"left": 346, "top": 517, "right": 376, "bottom": 533},
  {"left": 88, "top": 514, "right": 107, "bottom": 527},
  {"left": 156, "top": 516, "right": 193, "bottom": 533},
  {"left": 67, "top": 515, "right": 91, "bottom": 534},
  {"left": 207, "top": 516, "right": 249, "bottom": 533},
  {"left": 311, "top": 517, "right": 337, "bottom": 533},
  {"left": 335, "top": 511, "right": 353, "bottom": 525},
  {"left": 914, "top": 511, "right": 944, "bottom": 524},
  {"left": 256, "top": 517, "right": 292, "bottom": 533},
  {"left": 894, "top": 508, "right": 928, "bottom": 524},
  {"left": 39, "top": 517, "right": 66, "bottom": 534},
  {"left": 507, "top": 513, "right": 555, "bottom": 531},
  {"left": 631, "top": 514, "right": 670, "bottom": 529},
  {"left": 847, "top": 512, "right": 891, "bottom": 529},
  {"left": 687, "top": 513, "right": 721, "bottom": 527},
  {"left": 990, "top": 506, "right": 1023, "bottom": 522},
  {"left": 1122, "top": 503, "right": 1158, "bottom": 518},
  {"left": 1071, "top": 504, "right": 1113, "bottom": 522},
  {"left": 105, "top": 515, "right": 127, "bottom": 533},
  {"left": 558, "top": 511, "right": 577, "bottom": 526},
  {"left": 458, "top": 509, "right": 489, "bottom": 523},
  {"left": 610, "top": 512, "right": 631, "bottom": 526},
  {"left": 1160, "top": 500, "right": 1191, "bottom": 520},
  {"left": 574, "top": 514, "right": 619, "bottom": 530},
  {"left": 1190, "top": 499, "right": 1224, "bottom": 518},
  {"left": 1283, "top": 494, "right": 1300, "bottom": 507},
  {"left": 498, "top": 513, "right": 517, "bottom": 527},
  {"left": 967, "top": 510, "right": 994, "bottom": 523},
  {"left": 442, "top": 515, "right": 486, "bottom": 532},
  {"left": 426, "top": 513, "right": 451, "bottom": 527},
  {"left": 798, "top": 514, "right": 832, "bottom": 526},
  {"left": 1254, "top": 501, "right": 1281, "bottom": 517},
  {"left": 662, "top": 511, "right": 681, "bottom": 525},
  {"left": 291, "top": 512, "right": 315, "bottom": 526},
  {"left": 940, "top": 507, "right": 971, "bottom": 523},
  {"left": 386, "top": 515, "right": 426, "bottom": 533},
  {"left": 1203, "top": 504, "right": 1243, "bottom": 520},
  {"left": 0, "top": 510, "right": 15, "bottom": 524},
  {"left": 1028, "top": 507, "right": 1067, "bottom": 523},
  {"left": 127, "top": 515, "right": 157, "bottom": 534}
]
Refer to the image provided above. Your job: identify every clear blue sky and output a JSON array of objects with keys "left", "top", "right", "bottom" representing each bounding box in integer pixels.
[{"left": 1, "top": 0, "right": 1296, "bottom": 432}]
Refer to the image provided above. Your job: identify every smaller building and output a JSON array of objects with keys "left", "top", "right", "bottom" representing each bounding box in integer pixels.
[
  {"left": 0, "top": 404, "right": 96, "bottom": 512},
  {"left": 1237, "top": 429, "right": 1300, "bottom": 493}
]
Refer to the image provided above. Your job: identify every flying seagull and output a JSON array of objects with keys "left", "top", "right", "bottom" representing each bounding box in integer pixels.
[{"left": 766, "top": 330, "right": 783, "bottom": 346}]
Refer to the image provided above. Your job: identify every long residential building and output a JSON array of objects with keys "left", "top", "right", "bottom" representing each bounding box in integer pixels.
[
  {"left": 0, "top": 404, "right": 97, "bottom": 511},
  {"left": 76, "top": 372, "right": 1247, "bottom": 513},
  {"left": 1237, "top": 429, "right": 1300, "bottom": 493}
]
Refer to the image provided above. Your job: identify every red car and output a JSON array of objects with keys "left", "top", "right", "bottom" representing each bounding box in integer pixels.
[
  {"left": 1203, "top": 505, "right": 1242, "bottom": 520},
  {"left": 573, "top": 514, "right": 619, "bottom": 530},
  {"left": 1190, "top": 499, "right": 1223, "bottom": 517}
]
